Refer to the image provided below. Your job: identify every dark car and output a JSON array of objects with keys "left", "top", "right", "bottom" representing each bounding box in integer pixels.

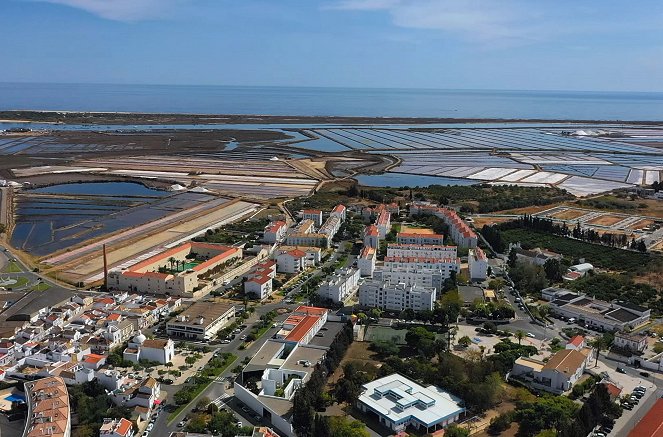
[
  {"left": 616, "top": 367, "right": 626, "bottom": 374},
  {"left": 640, "top": 371, "right": 650, "bottom": 377}
]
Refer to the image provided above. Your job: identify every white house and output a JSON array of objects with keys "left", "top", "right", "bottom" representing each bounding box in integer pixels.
[
  {"left": 614, "top": 331, "right": 647, "bottom": 353},
  {"left": 509, "top": 349, "right": 590, "bottom": 394},
  {"left": 123, "top": 332, "right": 175, "bottom": 364},
  {"left": 376, "top": 211, "right": 391, "bottom": 238},
  {"left": 100, "top": 418, "right": 134, "bottom": 437},
  {"left": 357, "top": 374, "right": 465, "bottom": 433},
  {"left": 468, "top": 247, "right": 488, "bottom": 281},
  {"left": 330, "top": 204, "right": 347, "bottom": 221},
  {"left": 317, "top": 268, "right": 360, "bottom": 303},
  {"left": 359, "top": 280, "right": 437, "bottom": 311},
  {"left": 386, "top": 244, "right": 457, "bottom": 259}
]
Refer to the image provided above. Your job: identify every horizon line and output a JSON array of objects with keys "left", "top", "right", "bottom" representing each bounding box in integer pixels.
[{"left": 1, "top": 81, "right": 662, "bottom": 95}]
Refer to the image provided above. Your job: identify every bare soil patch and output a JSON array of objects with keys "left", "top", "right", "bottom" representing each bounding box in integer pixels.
[{"left": 586, "top": 215, "right": 624, "bottom": 226}]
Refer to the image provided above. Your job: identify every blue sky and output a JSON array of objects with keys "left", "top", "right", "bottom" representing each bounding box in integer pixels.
[{"left": 3, "top": 0, "right": 663, "bottom": 91}]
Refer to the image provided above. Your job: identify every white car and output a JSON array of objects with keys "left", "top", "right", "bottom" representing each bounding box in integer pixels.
[
  {"left": 237, "top": 421, "right": 243, "bottom": 427},
  {"left": 526, "top": 332, "right": 536, "bottom": 338},
  {"left": 146, "top": 424, "right": 154, "bottom": 432}
]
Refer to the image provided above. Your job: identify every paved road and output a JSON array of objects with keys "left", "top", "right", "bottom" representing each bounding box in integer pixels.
[{"left": 0, "top": 244, "right": 73, "bottom": 291}]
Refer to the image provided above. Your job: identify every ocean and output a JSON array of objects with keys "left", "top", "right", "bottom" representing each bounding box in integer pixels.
[{"left": 1, "top": 83, "right": 663, "bottom": 121}]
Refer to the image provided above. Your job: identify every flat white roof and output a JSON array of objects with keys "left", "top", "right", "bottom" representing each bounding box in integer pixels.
[{"left": 358, "top": 374, "right": 464, "bottom": 427}]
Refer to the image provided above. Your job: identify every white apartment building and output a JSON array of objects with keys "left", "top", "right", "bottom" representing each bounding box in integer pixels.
[
  {"left": 275, "top": 249, "right": 306, "bottom": 273},
  {"left": 319, "top": 216, "right": 342, "bottom": 239},
  {"left": 410, "top": 203, "right": 478, "bottom": 248},
  {"left": 317, "top": 268, "right": 361, "bottom": 303},
  {"left": 374, "top": 267, "right": 449, "bottom": 292},
  {"left": 386, "top": 244, "right": 457, "bottom": 259},
  {"left": 364, "top": 225, "right": 380, "bottom": 249},
  {"left": 245, "top": 275, "right": 273, "bottom": 300},
  {"left": 302, "top": 210, "right": 323, "bottom": 227},
  {"left": 359, "top": 280, "right": 437, "bottom": 311},
  {"left": 263, "top": 221, "right": 288, "bottom": 244},
  {"left": 376, "top": 211, "right": 391, "bottom": 238},
  {"left": 330, "top": 204, "right": 347, "bottom": 221},
  {"left": 357, "top": 246, "right": 376, "bottom": 277},
  {"left": 396, "top": 233, "right": 445, "bottom": 246},
  {"left": 468, "top": 247, "right": 488, "bottom": 281}
]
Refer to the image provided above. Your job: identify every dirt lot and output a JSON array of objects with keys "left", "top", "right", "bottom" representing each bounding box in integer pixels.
[
  {"left": 328, "top": 341, "right": 381, "bottom": 385},
  {"left": 628, "top": 219, "right": 655, "bottom": 230},
  {"left": 472, "top": 217, "right": 512, "bottom": 228},
  {"left": 550, "top": 209, "right": 589, "bottom": 220},
  {"left": 586, "top": 215, "right": 625, "bottom": 226}
]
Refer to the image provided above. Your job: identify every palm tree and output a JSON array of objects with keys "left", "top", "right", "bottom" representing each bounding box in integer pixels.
[
  {"left": 515, "top": 330, "right": 525, "bottom": 346},
  {"left": 168, "top": 257, "right": 176, "bottom": 271}
]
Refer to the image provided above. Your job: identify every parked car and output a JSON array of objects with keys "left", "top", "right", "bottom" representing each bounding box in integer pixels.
[
  {"left": 177, "top": 421, "right": 185, "bottom": 428},
  {"left": 526, "top": 332, "right": 536, "bottom": 338},
  {"left": 616, "top": 367, "right": 626, "bottom": 374},
  {"left": 640, "top": 371, "right": 650, "bottom": 377},
  {"left": 146, "top": 424, "right": 154, "bottom": 432}
]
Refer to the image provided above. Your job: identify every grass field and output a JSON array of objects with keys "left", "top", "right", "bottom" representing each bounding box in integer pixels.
[
  {"left": 31, "top": 282, "right": 51, "bottom": 292},
  {"left": 364, "top": 326, "right": 409, "bottom": 344},
  {"left": 2, "top": 261, "right": 22, "bottom": 273}
]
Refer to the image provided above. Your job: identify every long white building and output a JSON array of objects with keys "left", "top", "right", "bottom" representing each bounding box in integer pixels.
[
  {"left": 410, "top": 203, "right": 478, "bottom": 248},
  {"left": 359, "top": 280, "right": 437, "bottom": 311},
  {"left": 317, "top": 268, "right": 361, "bottom": 303},
  {"left": 386, "top": 244, "right": 457, "bottom": 259}
]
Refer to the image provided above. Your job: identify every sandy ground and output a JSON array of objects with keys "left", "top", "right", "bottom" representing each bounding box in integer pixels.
[
  {"left": 550, "top": 209, "right": 589, "bottom": 220},
  {"left": 586, "top": 215, "right": 625, "bottom": 226},
  {"left": 628, "top": 219, "right": 655, "bottom": 230}
]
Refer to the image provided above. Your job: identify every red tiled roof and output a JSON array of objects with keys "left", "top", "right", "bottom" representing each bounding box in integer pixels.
[
  {"left": 303, "top": 209, "right": 322, "bottom": 214},
  {"left": 359, "top": 247, "right": 375, "bottom": 258},
  {"left": 248, "top": 275, "right": 272, "bottom": 285},
  {"left": 568, "top": 335, "right": 584, "bottom": 347},
  {"left": 397, "top": 232, "right": 444, "bottom": 239},
  {"left": 628, "top": 399, "right": 663, "bottom": 437},
  {"left": 266, "top": 221, "right": 287, "bottom": 233},
  {"left": 84, "top": 353, "right": 105, "bottom": 364},
  {"left": 285, "top": 315, "right": 319, "bottom": 342},
  {"left": 294, "top": 306, "right": 327, "bottom": 316},
  {"left": 365, "top": 225, "right": 379, "bottom": 236},
  {"left": 192, "top": 247, "right": 240, "bottom": 272},
  {"left": 332, "top": 205, "right": 346, "bottom": 213},
  {"left": 285, "top": 249, "right": 306, "bottom": 258},
  {"left": 601, "top": 381, "right": 622, "bottom": 398}
]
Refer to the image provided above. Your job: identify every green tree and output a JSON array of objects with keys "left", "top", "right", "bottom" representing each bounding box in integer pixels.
[
  {"left": 508, "top": 248, "right": 518, "bottom": 268},
  {"left": 328, "top": 416, "right": 370, "bottom": 437},
  {"left": 458, "top": 335, "right": 472, "bottom": 348},
  {"left": 515, "top": 330, "right": 525, "bottom": 345},
  {"left": 444, "top": 424, "right": 470, "bottom": 437},
  {"left": 543, "top": 258, "right": 564, "bottom": 282}
]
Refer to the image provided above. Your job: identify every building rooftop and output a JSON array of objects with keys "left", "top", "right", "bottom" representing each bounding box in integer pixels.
[
  {"left": 514, "top": 357, "right": 545, "bottom": 372},
  {"left": 358, "top": 374, "right": 464, "bottom": 427},
  {"left": 568, "top": 335, "right": 585, "bottom": 347},
  {"left": 628, "top": 398, "right": 663, "bottom": 437},
  {"left": 168, "top": 301, "right": 234, "bottom": 328},
  {"left": 284, "top": 315, "right": 319, "bottom": 342},
  {"left": 23, "top": 376, "right": 70, "bottom": 437},
  {"left": 542, "top": 349, "right": 587, "bottom": 375}
]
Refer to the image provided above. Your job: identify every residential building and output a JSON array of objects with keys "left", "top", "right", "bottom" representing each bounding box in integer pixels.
[
  {"left": 376, "top": 211, "right": 391, "bottom": 238},
  {"left": 100, "top": 418, "right": 135, "bottom": 437},
  {"left": 263, "top": 221, "right": 287, "bottom": 244},
  {"left": 275, "top": 250, "right": 307, "bottom": 274},
  {"left": 396, "top": 232, "right": 444, "bottom": 246},
  {"left": 123, "top": 333, "right": 175, "bottom": 364},
  {"left": 363, "top": 225, "right": 380, "bottom": 249},
  {"left": 319, "top": 216, "right": 342, "bottom": 239},
  {"left": 357, "top": 247, "right": 376, "bottom": 277},
  {"left": 468, "top": 247, "right": 488, "bottom": 281},
  {"left": 301, "top": 210, "right": 323, "bottom": 227},
  {"left": 166, "top": 301, "right": 235, "bottom": 340},
  {"left": 508, "top": 243, "right": 562, "bottom": 266},
  {"left": 107, "top": 242, "right": 242, "bottom": 297},
  {"left": 386, "top": 244, "right": 457, "bottom": 259},
  {"left": 236, "top": 427, "right": 282, "bottom": 437},
  {"left": 409, "top": 203, "right": 477, "bottom": 248},
  {"left": 614, "top": 331, "right": 648, "bottom": 353},
  {"left": 245, "top": 275, "right": 273, "bottom": 300},
  {"left": 566, "top": 335, "right": 586, "bottom": 350},
  {"left": 317, "top": 268, "right": 360, "bottom": 303},
  {"left": 284, "top": 233, "right": 330, "bottom": 248},
  {"left": 357, "top": 374, "right": 465, "bottom": 433},
  {"left": 549, "top": 295, "right": 650, "bottom": 331},
  {"left": 509, "top": 348, "right": 591, "bottom": 394},
  {"left": 330, "top": 204, "right": 347, "bottom": 221},
  {"left": 359, "top": 280, "right": 436, "bottom": 311},
  {"left": 23, "top": 376, "right": 71, "bottom": 437}
]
